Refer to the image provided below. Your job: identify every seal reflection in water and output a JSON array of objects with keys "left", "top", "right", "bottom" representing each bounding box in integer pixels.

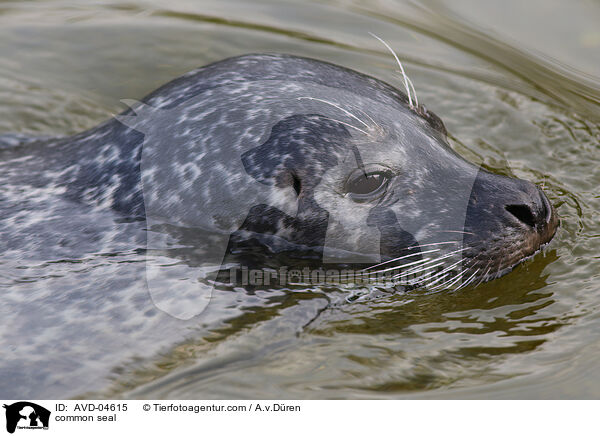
[{"left": 2, "top": 53, "right": 558, "bottom": 317}]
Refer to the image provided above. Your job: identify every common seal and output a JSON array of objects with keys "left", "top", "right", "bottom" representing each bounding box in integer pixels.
[
  {"left": 0, "top": 53, "right": 559, "bottom": 397},
  {"left": 1, "top": 53, "right": 558, "bottom": 300}
]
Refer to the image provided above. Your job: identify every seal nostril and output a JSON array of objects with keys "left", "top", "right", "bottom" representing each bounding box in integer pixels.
[
  {"left": 539, "top": 189, "right": 552, "bottom": 224},
  {"left": 505, "top": 204, "right": 536, "bottom": 228}
]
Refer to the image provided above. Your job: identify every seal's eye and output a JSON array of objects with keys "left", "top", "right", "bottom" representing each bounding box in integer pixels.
[
  {"left": 347, "top": 173, "right": 386, "bottom": 194},
  {"left": 345, "top": 167, "right": 391, "bottom": 201}
]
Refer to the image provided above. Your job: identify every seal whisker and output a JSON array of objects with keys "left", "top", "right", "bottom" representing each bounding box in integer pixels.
[
  {"left": 426, "top": 266, "right": 468, "bottom": 291},
  {"left": 481, "top": 266, "right": 493, "bottom": 283},
  {"left": 411, "top": 241, "right": 461, "bottom": 248},
  {"left": 389, "top": 246, "right": 469, "bottom": 278},
  {"left": 421, "top": 273, "right": 450, "bottom": 288},
  {"left": 392, "top": 260, "right": 447, "bottom": 279},
  {"left": 415, "top": 253, "right": 470, "bottom": 290},
  {"left": 435, "top": 246, "right": 469, "bottom": 257},
  {"left": 418, "top": 273, "right": 450, "bottom": 291},
  {"left": 439, "top": 269, "right": 468, "bottom": 291},
  {"left": 405, "top": 76, "right": 419, "bottom": 108},
  {"left": 359, "top": 257, "right": 432, "bottom": 276},
  {"left": 474, "top": 261, "right": 493, "bottom": 288},
  {"left": 362, "top": 243, "right": 465, "bottom": 276},
  {"left": 433, "top": 230, "right": 476, "bottom": 236},
  {"left": 378, "top": 258, "right": 437, "bottom": 278},
  {"left": 354, "top": 107, "right": 380, "bottom": 129},
  {"left": 452, "top": 246, "right": 488, "bottom": 290},
  {"left": 385, "top": 259, "right": 441, "bottom": 277},
  {"left": 368, "top": 32, "right": 414, "bottom": 108},
  {"left": 317, "top": 116, "right": 370, "bottom": 136},
  {"left": 414, "top": 258, "right": 466, "bottom": 287},
  {"left": 373, "top": 241, "right": 460, "bottom": 252},
  {"left": 455, "top": 269, "right": 480, "bottom": 291},
  {"left": 297, "top": 97, "right": 372, "bottom": 130},
  {"left": 362, "top": 248, "right": 441, "bottom": 271},
  {"left": 426, "top": 257, "right": 466, "bottom": 280}
]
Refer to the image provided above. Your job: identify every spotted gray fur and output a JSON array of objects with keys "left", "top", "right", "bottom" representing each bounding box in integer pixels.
[{"left": 0, "top": 54, "right": 557, "bottom": 397}]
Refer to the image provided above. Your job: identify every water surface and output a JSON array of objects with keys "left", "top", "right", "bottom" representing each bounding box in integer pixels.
[{"left": 0, "top": 0, "right": 598, "bottom": 399}]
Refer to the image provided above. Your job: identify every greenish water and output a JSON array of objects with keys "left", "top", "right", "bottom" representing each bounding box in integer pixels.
[{"left": 0, "top": 0, "right": 599, "bottom": 399}]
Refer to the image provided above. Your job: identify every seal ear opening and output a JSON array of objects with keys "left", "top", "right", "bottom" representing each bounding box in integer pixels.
[{"left": 292, "top": 173, "right": 302, "bottom": 196}]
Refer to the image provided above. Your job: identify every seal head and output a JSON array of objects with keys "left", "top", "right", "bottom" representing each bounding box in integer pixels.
[{"left": 9, "top": 54, "right": 558, "bottom": 293}]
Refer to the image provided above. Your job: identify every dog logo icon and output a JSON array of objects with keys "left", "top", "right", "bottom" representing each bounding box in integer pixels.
[{"left": 3, "top": 402, "right": 50, "bottom": 434}]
